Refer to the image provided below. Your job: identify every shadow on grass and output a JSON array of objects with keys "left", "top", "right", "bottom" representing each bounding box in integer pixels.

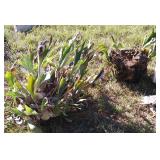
[
  {"left": 122, "top": 75, "right": 156, "bottom": 96},
  {"left": 37, "top": 92, "right": 155, "bottom": 133}
]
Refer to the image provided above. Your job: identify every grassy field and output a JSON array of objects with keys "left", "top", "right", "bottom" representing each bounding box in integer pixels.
[{"left": 4, "top": 25, "right": 156, "bottom": 133}]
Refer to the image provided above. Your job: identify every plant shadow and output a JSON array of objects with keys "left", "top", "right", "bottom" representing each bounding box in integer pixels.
[
  {"left": 37, "top": 92, "right": 155, "bottom": 133},
  {"left": 121, "top": 75, "right": 156, "bottom": 96}
]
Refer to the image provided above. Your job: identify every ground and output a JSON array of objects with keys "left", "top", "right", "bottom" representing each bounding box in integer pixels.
[{"left": 4, "top": 25, "right": 156, "bottom": 133}]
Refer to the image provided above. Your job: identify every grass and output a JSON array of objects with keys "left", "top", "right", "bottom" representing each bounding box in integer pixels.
[{"left": 4, "top": 25, "right": 156, "bottom": 133}]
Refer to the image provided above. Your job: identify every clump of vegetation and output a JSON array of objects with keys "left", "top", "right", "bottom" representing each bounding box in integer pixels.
[
  {"left": 109, "top": 48, "right": 148, "bottom": 82},
  {"left": 5, "top": 33, "right": 101, "bottom": 129},
  {"left": 142, "top": 28, "right": 156, "bottom": 59},
  {"left": 108, "top": 28, "right": 156, "bottom": 82}
]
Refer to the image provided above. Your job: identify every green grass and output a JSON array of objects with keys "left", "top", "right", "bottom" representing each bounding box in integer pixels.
[
  {"left": 4, "top": 25, "right": 156, "bottom": 133},
  {"left": 4, "top": 25, "right": 153, "bottom": 55}
]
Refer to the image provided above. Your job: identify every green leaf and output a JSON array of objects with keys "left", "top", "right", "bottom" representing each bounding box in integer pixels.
[
  {"left": 49, "top": 35, "right": 53, "bottom": 47},
  {"left": 58, "top": 77, "right": 67, "bottom": 96},
  {"left": 70, "top": 59, "right": 83, "bottom": 76},
  {"left": 12, "top": 108, "right": 23, "bottom": 116},
  {"left": 143, "top": 28, "right": 156, "bottom": 46},
  {"left": 39, "top": 48, "right": 50, "bottom": 65},
  {"left": 34, "top": 73, "right": 46, "bottom": 92},
  {"left": 6, "top": 90, "right": 22, "bottom": 99},
  {"left": 24, "top": 105, "right": 37, "bottom": 116},
  {"left": 111, "top": 35, "right": 116, "bottom": 43},
  {"left": 26, "top": 74, "right": 36, "bottom": 97},
  {"left": 111, "top": 35, "right": 124, "bottom": 50},
  {"left": 5, "top": 71, "right": 14, "bottom": 87},
  {"left": 59, "top": 43, "right": 73, "bottom": 67},
  {"left": 97, "top": 44, "right": 109, "bottom": 60},
  {"left": 79, "top": 60, "right": 88, "bottom": 78},
  {"left": 117, "top": 43, "right": 123, "bottom": 49},
  {"left": 20, "top": 53, "right": 34, "bottom": 74},
  {"left": 148, "top": 45, "right": 156, "bottom": 59},
  {"left": 98, "top": 44, "right": 108, "bottom": 53},
  {"left": 74, "top": 40, "right": 86, "bottom": 66},
  {"left": 74, "top": 79, "right": 84, "bottom": 91},
  {"left": 24, "top": 105, "right": 32, "bottom": 113}
]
